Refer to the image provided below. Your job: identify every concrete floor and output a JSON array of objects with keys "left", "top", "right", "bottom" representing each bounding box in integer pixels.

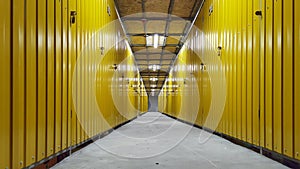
[{"left": 52, "top": 112, "right": 289, "bottom": 169}]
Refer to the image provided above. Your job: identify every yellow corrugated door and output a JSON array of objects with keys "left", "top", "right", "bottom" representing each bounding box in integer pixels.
[
  {"left": 87, "top": 0, "right": 91, "bottom": 137},
  {"left": 273, "top": 0, "right": 283, "bottom": 154},
  {"left": 232, "top": 0, "right": 238, "bottom": 138},
  {"left": 265, "top": 0, "right": 273, "bottom": 150},
  {"left": 259, "top": 0, "right": 265, "bottom": 147},
  {"left": 224, "top": 0, "right": 229, "bottom": 136},
  {"left": 246, "top": 0, "right": 253, "bottom": 144},
  {"left": 47, "top": 0, "right": 55, "bottom": 157},
  {"left": 77, "top": 0, "right": 83, "bottom": 144},
  {"left": 69, "top": 0, "right": 77, "bottom": 146},
  {"left": 241, "top": 0, "right": 248, "bottom": 142},
  {"left": 12, "top": 0, "right": 25, "bottom": 168},
  {"left": 82, "top": 0, "right": 87, "bottom": 139},
  {"left": 236, "top": 0, "right": 242, "bottom": 140},
  {"left": 62, "top": 0, "right": 69, "bottom": 150},
  {"left": 282, "top": 0, "right": 294, "bottom": 158},
  {"left": 55, "top": 0, "right": 63, "bottom": 153},
  {"left": 252, "top": 0, "right": 260, "bottom": 146},
  {"left": 81, "top": 0, "right": 87, "bottom": 142},
  {"left": 216, "top": 0, "right": 223, "bottom": 133},
  {"left": 82, "top": 0, "right": 88, "bottom": 141},
  {"left": 227, "top": 2, "right": 233, "bottom": 136},
  {"left": 0, "top": 1, "right": 11, "bottom": 168},
  {"left": 294, "top": 0, "right": 300, "bottom": 160},
  {"left": 25, "top": 0, "right": 37, "bottom": 166},
  {"left": 37, "top": 0, "right": 47, "bottom": 161}
]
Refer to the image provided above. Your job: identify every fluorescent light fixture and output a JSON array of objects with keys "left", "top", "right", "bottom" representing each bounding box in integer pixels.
[
  {"left": 153, "top": 34, "right": 159, "bottom": 48},
  {"left": 146, "top": 34, "right": 165, "bottom": 48},
  {"left": 159, "top": 36, "right": 165, "bottom": 46},
  {"left": 150, "top": 84, "right": 157, "bottom": 88},
  {"left": 149, "top": 65, "right": 160, "bottom": 71},
  {"left": 150, "top": 77, "right": 158, "bottom": 81},
  {"left": 146, "top": 36, "right": 153, "bottom": 46}
]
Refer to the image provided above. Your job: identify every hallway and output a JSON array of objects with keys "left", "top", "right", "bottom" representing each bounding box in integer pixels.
[
  {"left": 1, "top": 0, "right": 300, "bottom": 168},
  {"left": 52, "top": 112, "right": 287, "bottom": 169}
]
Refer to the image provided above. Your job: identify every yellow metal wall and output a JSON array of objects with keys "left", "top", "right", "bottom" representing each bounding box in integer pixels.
[
  {"left": 159, "top": 0, "right": 299, "bottom": 161},
  {"left": 0, "top": 1, "right": 11, "bottom": 169},
  {"left": 0, "top": 0, "right": 147, "bottom": 168},
  {"left": 294, "top": 0, "right": 300, "bottom": 160}
]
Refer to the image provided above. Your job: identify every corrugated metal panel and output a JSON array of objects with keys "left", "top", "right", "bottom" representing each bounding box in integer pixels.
[
  {"left": 37, "top": 0, "right": 47, "bottom": 161},
  {"left": 69, "top": 0, "right": 77, "bottom": 146},
  {"left": 282, "top": 0, "right": 294, "bottom": 158},
  {"left": 25, "top": 0, "right": 37, "bottom": 166},
  {"left": 246, "top": 0, "right": 253, "bottom": 144},
  {"left": 47, "top": 0, "right": 55, "bottom": 157},
  {"left": 0, "top": 1, "right": 11, "bottom": 168},
  {"left": 273, "top": 0, "right": 283, "bottom": 154},
  {"left": 241, "top": 0, "right": 247, "bottom": 142},
  {"left": 265, "top": 0, "right": 273, "bottom": 150},
  {"left": 252, "top": 0, "right": 260, "bottom": 146},
  {"left": 236, "top": 0, "right": 242, "bottom": 140},
  {"left": 12, "top": 0, "right": 25, "bottom": 168},
  {"left": 55, "top": 0, "right": 63, "bottom": 153},
  {"left": 259, "top": 0, "right": 265, "bottom": 147},
  {"left": 294, "top": 0, "right": 300, "bottom": 160},
  {"left": 76, "top": 0, "right": 83, "bottom": 145},
  {"left": 61, "top": 0, "right": 69, "bottom": 150},
  {"left": 232, "top": 0, "right": 238, "bottom": 138}
]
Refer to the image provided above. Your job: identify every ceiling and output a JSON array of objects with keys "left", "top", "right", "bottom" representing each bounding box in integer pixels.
[{"left": 114, "top": 0, "right": 204, "bottom": 96}]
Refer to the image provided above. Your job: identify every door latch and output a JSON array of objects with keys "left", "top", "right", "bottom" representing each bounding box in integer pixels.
[
  {"left": 70, "top": 11, "right": 77, "bottom": 25},
  {"left": 255, "top": 10, "right": 262, "bottom": 16}
]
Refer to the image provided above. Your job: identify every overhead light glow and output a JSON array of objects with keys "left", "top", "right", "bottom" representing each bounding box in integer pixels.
[
  {"left": 150, "top": 77, "right": 158, "bottom": 81},
  {"left": 146, "top": 34, "right": 165, "bottom": 48},
  {"left": 159, "top": 36, "right": 165, "bottom": 46},
  {"left": 153, "top": 34, "right": 159, "bottom": 48},
  {"left": 149, "top": 65, "right": 160, "bottom": 71},
  {"left": 146, "top": 35, "right": 153, "bottom": 46},
  {"left": 150, "top": 84, "right": 157, "bottom": 88}
]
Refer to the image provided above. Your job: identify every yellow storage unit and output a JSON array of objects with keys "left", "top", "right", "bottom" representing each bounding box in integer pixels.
[
  {"left": 283, "top": 0, "right": 294, "bottom": 157},
  {"left": 1, "top": 0, "right": 147, "bottom": 168},
  {"left": 252, "top": 0, "right": 260, "bottom": 146},
  {"left": 228, "top": 12, "right": 233, "bottom": 137},
  {"left": 159, "top": 0, "right": 298, "bottom": 163},
  {"left": 55, "top": 0, "right": 63, "bottom": 153},
  {"left": 25, "top": 0, "right": 37, "bottom": 166},
  {"left": 0, "top": 1, "right": 11, "bottom": 169},
  {"left": 232, "top": 0, "right": 237, "bottom": 138},
  {"left": 236, "top": 0, "right": 242, "bottom": 140},
  {"left": 76, "top": 0, "right": 83, "bottom": 144},
  {"left": 265, "top": 0, "right": 273, "bottom": 150},
  {"left": 61, "top": 0, "right": 69, "bottom": 150},
  {"left": 259, "top": 0, "right": 265, "bottom": 147},
  {"left": 12, "top": 0, "right": 25, "bottom": 168},
  {"left": 241, "top": 0, "right": 247, "bottom": 142},
  {"left": 273, "top": 0, "right": 283, "bottom": 154},
  {"left": 246, "top": 0, "right": 253, "bottom": 144},
  {"left": 37, "top": 0, "right": 47, "bottom": 161},
  {"left": 69, "top": 0, "right": 77, "bottom": 146},
  {"left": 295, "top": 0, "right": 300, "bottom": 160},
  {"left": 47, "top": 0, "right": 55, "bottom": 156}
]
